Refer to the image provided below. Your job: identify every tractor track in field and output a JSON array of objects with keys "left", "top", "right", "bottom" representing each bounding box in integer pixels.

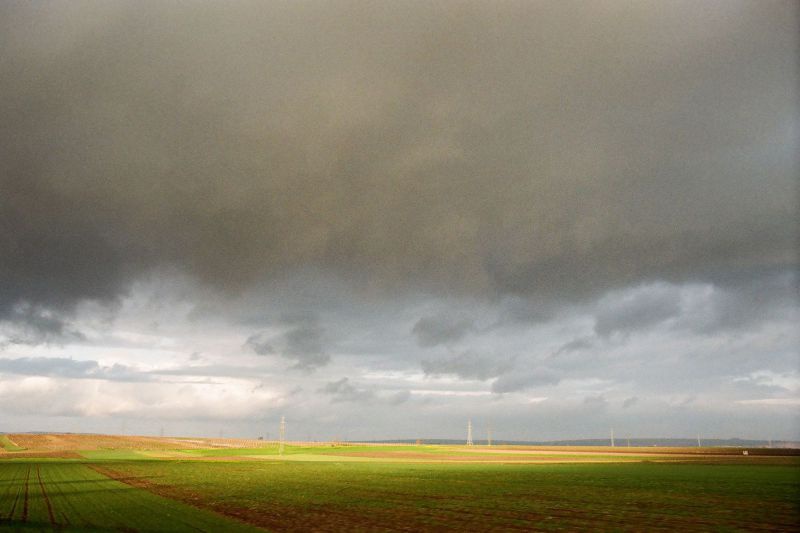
[
  {"left": 21, "top": 464, "right": 30, "bottom": 522},
  {"left": 6, "top": 466, "right": 25, "bottom": 520},
  {"left": 36, "top": 465, "right": 56, "bottom": 526}
]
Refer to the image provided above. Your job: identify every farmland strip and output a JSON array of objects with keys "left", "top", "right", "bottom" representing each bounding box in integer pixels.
[{"left": 36, "top": 465, "right": 56, "bottom": 526}]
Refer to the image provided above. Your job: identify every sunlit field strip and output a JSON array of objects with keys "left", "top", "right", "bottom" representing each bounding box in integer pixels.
[{"left": 95, "top": 457, "right": 800, "bottom": 532}]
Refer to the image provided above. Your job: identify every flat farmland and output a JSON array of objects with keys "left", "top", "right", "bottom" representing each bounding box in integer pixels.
[
  {"left": 93, "top": 458, "right": 800, "bottom": 532},
  {"left": 5, "top": 433, "right": 273, "bottom": 452},
  {"left": 1, "top": 435, "right": 799, "bottom": 531},
  {"left": 0, "top": 460, "right": 257, "bottom": 531}
]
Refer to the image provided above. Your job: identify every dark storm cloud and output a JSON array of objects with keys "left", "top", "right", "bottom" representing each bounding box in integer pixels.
[
  {"left": 412, "top": 315, "right": 474, "bottom": 347},
  {"left": 246, "top": 315, "right": 330, "bottom": 370},
  {"left": 0, "top": 173, "right": 130, "bottom": 320},
  {"left": 0, "top": 1, "right": 796, "bottom": 331}
]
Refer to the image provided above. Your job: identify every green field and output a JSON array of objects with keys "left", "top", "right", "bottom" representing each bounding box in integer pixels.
[
  {"left": 1, "top": 440, "right": 799, "bottom": 531},
  {"left": 0, "top": 461, "right": 257, "bottom": 531},
  {"left": 90, "top": 459, "right": 800, "bottom": 531}
]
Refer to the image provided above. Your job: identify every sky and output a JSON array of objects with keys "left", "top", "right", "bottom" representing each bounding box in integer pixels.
[{"left": 1, "top": 1, "right": 798, "bottom": 442}]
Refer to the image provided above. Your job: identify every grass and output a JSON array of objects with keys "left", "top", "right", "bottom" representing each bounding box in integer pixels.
[
  {"left": 1, "top": 441, "right": 799, "bottom": 531},
  {"left": 0, "top": 435, "right": 24, "bottom": 452},
  {"left": 97, "top": 456, "right": 800, "bottom": 531},
  {"left": 178, "top": 444, "right": 647, "bottom": 462},
  {"left": 177, "top": 444, "right": 440, "bottom": 456},
  {"left": 79, "top": 449, "right": 152, "bottom": 461},
  {"left": 0, "top": 460, "right": 257, "bottom": 531}
]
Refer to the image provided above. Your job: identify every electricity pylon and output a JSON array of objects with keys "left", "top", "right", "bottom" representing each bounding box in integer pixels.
[
  {"left": 279, "top": 416, "right": 286, "bottom": 455},
  {"left": 610, "top": 428, "right": 615, "bottom": 447},
  {"left": 467, "top": 419, "right": 473, "bottom": 446}
]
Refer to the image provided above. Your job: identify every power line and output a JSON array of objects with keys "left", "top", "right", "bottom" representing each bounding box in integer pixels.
[{"left": 279, "top": 415, "right": 286, "bottom": 455}]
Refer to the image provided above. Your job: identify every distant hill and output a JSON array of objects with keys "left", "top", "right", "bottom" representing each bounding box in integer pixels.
[{"left": 5, "top": 432, "right": 798, "bottom": 449}]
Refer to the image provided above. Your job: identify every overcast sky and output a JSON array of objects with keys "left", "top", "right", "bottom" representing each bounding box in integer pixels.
[{"left": 1, "top": 1, "right": 798, "bottom": 441}]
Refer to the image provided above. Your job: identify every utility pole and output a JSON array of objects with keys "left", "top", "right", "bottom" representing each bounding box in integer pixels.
[
  {"left": 279, "top": 416, "right": 286, "bottom": 455},
  {"left": 467, "top": 419, "right": 473, "bottom": 446},
  {"left": 610, "top": 428, "right": 615, "bottom": 447}
]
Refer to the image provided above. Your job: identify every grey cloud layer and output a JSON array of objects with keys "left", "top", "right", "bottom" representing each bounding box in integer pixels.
[
  {"left": 0, "top": 356, "right": 145, "bottom": 381},
  {"left": 319, "top": 377, "right": 410, "bottom": 405},
  {"left": 491, "top": 368, "right": 561, "bottom": 394},
  {"left": 594, "top": 284, "right": 682, "bottom": 337},
  {"left": 422, "top": 351, "right": 514, "bottom": 381},
  {"left": 412, "top": 315, "right": 475, "bottom": 347},
  {"left": 1, "top": 2, "right": 797, "bottom": 441},
  {"left": 1, "top": 1, "right": 796, "bottom": 327}
]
